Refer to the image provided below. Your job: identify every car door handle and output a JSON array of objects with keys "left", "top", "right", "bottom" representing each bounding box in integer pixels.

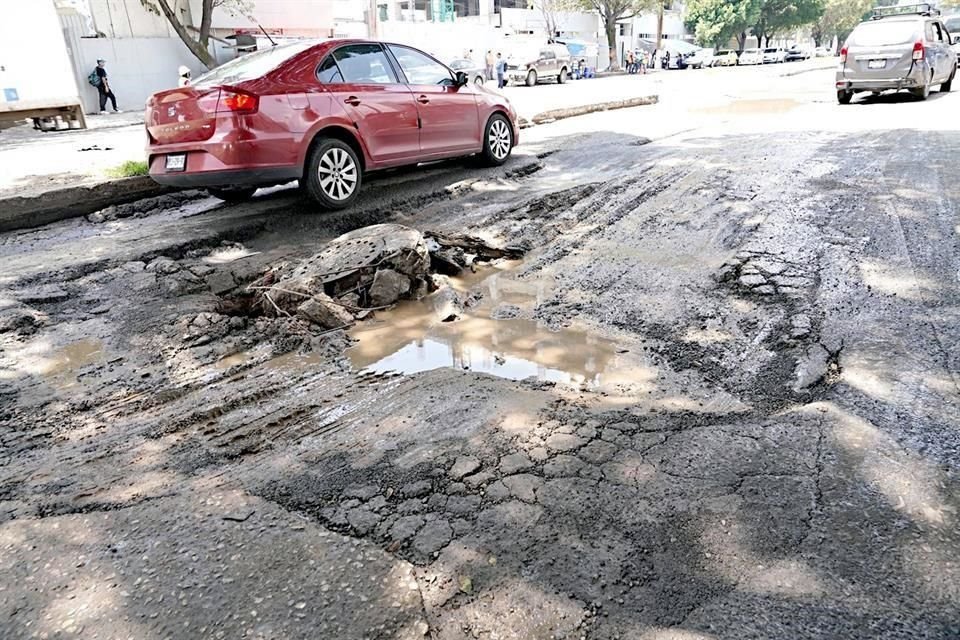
[
  {"left": 417, "top": 95, "right": 430, "bottom": 104},
  {"left": 344, "top": 96, "right": 361, "bottom": 106}
]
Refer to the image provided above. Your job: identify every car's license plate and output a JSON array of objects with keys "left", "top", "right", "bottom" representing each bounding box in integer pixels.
[
  {"left": 868, "top": 59, "right": 886, "bottom": 69},
  {"left": 165, "top": 154, "right": 186, "bottom": 172}
]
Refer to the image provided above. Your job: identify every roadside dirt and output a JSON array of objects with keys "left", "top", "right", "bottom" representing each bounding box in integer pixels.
[{"left": 1, "top": 128, "right": 958, "bottom": 639}]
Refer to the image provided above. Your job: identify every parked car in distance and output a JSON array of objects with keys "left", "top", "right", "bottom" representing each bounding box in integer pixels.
[
  {"left": 945, "top": 14, "right": 960, "bottom": 61},
  {"left": 836, "top": 4, "right": 957, "bottom": 103},
  {"left": 785, "top": 45, "right": 811, "bottom": 61},
  {"left": 505, "top": 43, "right": 572, "bottom": 86},
  {"left": 815, "top": 46, "right": 835, "bottom": 57},
  {"left": 739, "top": 48, "right": 764, "bottom": 65},
  {"left": 448, "top": 58, "right": 486, "bottom": 85},
  {"left": 687, "top": 47, "right": 714, "bottom": 69},
  {"left": 763, "top": 47, "right": 787, "bottom": 63},
  {"left": 146, "top": 40, "right": 519, "bottom": 209},
  {"left": 710, "top": 50, "right": 739, "bottom": 66}
]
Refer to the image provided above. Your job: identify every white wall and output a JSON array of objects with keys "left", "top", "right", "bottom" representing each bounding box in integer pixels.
[
  {"left": 89, "top": 0, "right": 189, "bottom": 38},
  {"left": 189, "top": 0, "right": 334, "bottom": 33}
]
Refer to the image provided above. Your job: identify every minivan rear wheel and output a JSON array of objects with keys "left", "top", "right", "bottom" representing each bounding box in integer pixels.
[
  {"left": 837, "top": 90, "right": 853, "bottom": 105},
  {"left": 481, "top": 114, "right": 513, "bottom": 166},
  {"left": 910, "top": 82, "right": 930, "bottom": 100},
  {"left": 526, "top": 69, "right": 538, "bottom": 86},
  {"left": 941, "top": 67, "right": 955, "bottom": 92},
  {"left": 303, "top": 138, "right": 362, "bottom": 210}
]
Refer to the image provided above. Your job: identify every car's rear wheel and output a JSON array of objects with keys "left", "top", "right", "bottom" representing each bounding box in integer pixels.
[
  {"left": 303, "top": 138, "right": 362, "bottom": 210},
  {"left": 558, "top": 67, "right": 568, "bottom": 83},
  {"left": 910, "top": 81, "right": 931, "bottom": 100},
  {"left": 481, "top": 114, "right": 513, "bottom": 166},
  {"left": 208, "top": 186, "right": 257, "bottom": 202},
  {"left": 526, "top": 69, "right": 537, "bottom": 86},
  {"left": 837, "top": 90, "right": 853, "bottom": 105}
]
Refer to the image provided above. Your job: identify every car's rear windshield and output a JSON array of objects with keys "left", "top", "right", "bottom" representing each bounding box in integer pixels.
[
  {"left": 848, "top": 21, "right": 918, "bottom": 47},
  {"left": 194, "top": 41, "right": 315, "bottom": 86}
]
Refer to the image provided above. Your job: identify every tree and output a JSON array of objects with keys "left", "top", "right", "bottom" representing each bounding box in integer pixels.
[
  {"left": 573, "top": 0, "right": 654, "bottom": 70},
  {"left": 685, "top": 0, "right": 762, "bottom": 49},
  {"left": 534, "top": 0, "right": 567, "bottom": 39},
  {"left": 141, "top": 0, "right": 254, "bottom": 69},
  {"left": 752, "top": 0, "right": 824, "bottom": 48},
  {"left": 810, "top": 0, "right": 871, "bottom": 49}
]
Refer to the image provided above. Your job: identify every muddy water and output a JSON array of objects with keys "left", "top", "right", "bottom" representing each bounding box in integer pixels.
[
  {"left": 693, "top": 98, "right": 801, "bottom": 116},
  {"left": 347, "top": 263, "right": 635, "bottom": 387}
]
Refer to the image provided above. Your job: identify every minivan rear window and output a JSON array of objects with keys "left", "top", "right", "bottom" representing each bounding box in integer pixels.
[
  {"left": 194, "top": 41, "right": 315, "bottom": 86},
  {"left": 849, "top": 21, "right": 917, "bottom": 47}
]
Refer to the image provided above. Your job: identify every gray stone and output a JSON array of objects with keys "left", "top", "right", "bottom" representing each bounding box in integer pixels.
[
  {"left": 609, "top": 421, "right": 640, "bottom": 432},
  {"left": 502, "top": 474, "right": 544, "bottom": 503},
  {"left": 484, "top": 480, "right": 510, "bottom": 502},
  {"left": 463, "top": 471, "right": 495, "bottom": 488},
  {"left": 446, "top": 482, "right": 467, "bottom": 495},
  {"left": 577, "top": 424, "right": 598, "bottom": 439},
  {"left": 449, "top": 456, "right": 481, "bottom": 479},
  {"left": 297, "top": 293, "right": 354, "bottom": 329},
  {"left": 390, "top": 515, "right": 424, "bottom": 542},
  {"left": 346, "top": 508, "right": 380, "bottom": 535},
  {"left": 794, "top": 344, "right": 831, "bottom": 391},
  {"left": 206, "top": 271, "right": 237, "bottom": 295},
  {"left": 445, "top": 495, "right": 481, "bottom": 515},
  {"left": 578, "top": 440, "right": 618, "bottom": 464},
  {"left": 397, "top": 499, "right": 426, "bottom": 514},
  {"left": 545, "top": 433, "right": 586, "bottom": 452},
  {"left": 401, "top": 480, "right": 433, "bottom": 498},
  {"left": 146, "top": 257, "right": 180, "bottom": 275},
  {"left": 543, "top": 455, "right": 584, "bottom": 478},
  {"left": 412, "top": 519, "right": 453, "bottom": 555},
  {"left": 499, "top": 452, "right": 533, "bottom": 475},
  {"left": 528, "top": 447, "right": 550, "bottom": 462},
  {"left": 344, "top": 485, "right": 379, "bottom": 500},
  {"left": 427, "top": 494, "right": 448, "bottom": 511},
  {"left": 369, "top": 268, "right": 411, "bottom": 307},
  {"left": 428, "top": 285, "right": 463, "bottom": 323}
]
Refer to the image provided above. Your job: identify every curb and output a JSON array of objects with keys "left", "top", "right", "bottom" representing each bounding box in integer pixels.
[
  {"left": 780, "top": 60, "right": 837, "bottom": 77},
  {"left": 521, "top": 94, "right": 659, "bottom": 128},
  {"left": 0, "top": 176, "right": 174, "bottom": 233}
]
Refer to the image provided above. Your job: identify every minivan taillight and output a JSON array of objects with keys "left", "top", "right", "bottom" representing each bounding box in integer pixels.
[
  {"left": 912, "top": 41, "right": 925, "bottom": 60},
  {"left": 839, "top": 46, "right": 847, "bottom": 63}
]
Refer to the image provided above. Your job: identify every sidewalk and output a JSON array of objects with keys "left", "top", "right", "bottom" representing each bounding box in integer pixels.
[{"left": 0, "top": 111, "right": 146, "bottom": 198}]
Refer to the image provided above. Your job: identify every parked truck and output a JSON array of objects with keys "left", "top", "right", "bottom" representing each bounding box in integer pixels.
[{"left": 0, "top": 0, "right": 86, "bottom": 132}]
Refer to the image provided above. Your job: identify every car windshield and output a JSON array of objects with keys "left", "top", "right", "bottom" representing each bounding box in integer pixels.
[
  {"left": 848, "top": 20, "right": 918, "bottom": 47},
  {"left": 945, "top": 17, "right": 960, "bottom": 33},
  {"left": 194, "top": 41, "right": 315, "bottom": 86}
]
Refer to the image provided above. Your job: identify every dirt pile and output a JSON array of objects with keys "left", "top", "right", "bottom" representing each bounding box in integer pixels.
[{"left": 232, "top": 224, "right": 523, "bottom": 330}]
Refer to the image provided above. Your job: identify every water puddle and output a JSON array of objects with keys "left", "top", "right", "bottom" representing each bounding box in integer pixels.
[
  {"left": 693, "top": 98, "right": 800, "bottom": 116},
  {"left": 346, "top": 263, "right": 634, "bottom": 387},
  {"left": 203, "top": 245, "right": 260, "bottom": 264},
  {"left": 42, "top": 339, "right": 105, "bottom": 377}
]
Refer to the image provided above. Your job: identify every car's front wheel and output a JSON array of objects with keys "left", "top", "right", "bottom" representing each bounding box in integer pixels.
[
  {"left": 526, "top": 69, "right": 537, "bottom": 86},
  {"left": 481, "top": 113, "right": 513, "bottom": 166},
  {"left": 837, "top": 89, "right": 853, "bottom": 105},
  {"left": 208, "top": 186, "right": 257, "bottom": 202},
  {"left": 303, "top": 138, "right": 362, "bottom": 209},
  {"left": 474, "top": 74, "right": 485, "bottom": 86},
  {"left": 558, "top": 67, "right": 568, "bottom": 83}
]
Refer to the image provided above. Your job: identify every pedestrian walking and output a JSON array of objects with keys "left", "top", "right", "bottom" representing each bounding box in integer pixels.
[
  {"left": 496, "top": 52, "right": 507, "bottom": 89},
  {"left": 485, "top": 50, "right": 495, "bottom": 81},
  {"left": 92, "top": 59, "right": 120, "bottom": 114},
  {"left": 178, "top": 65, "right": 192, "bottom": 87}
]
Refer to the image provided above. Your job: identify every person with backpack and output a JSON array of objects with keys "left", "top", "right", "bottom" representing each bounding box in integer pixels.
[{"left": 89, "top": 59, "right": 120, "bottom": 114}]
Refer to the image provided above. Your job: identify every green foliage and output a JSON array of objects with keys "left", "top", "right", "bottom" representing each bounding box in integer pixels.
[
  {"left": 754, "top": 0, "right": 825, "bottom": 45},
  {"left": 684, "top": 0, "right": 762, "bottom": 48},
  {"left": 810, "top": 0, "right": 872, "bottom": 47},
  {"left": 106, "top": 160, "right": 149, "bottom": 178}
]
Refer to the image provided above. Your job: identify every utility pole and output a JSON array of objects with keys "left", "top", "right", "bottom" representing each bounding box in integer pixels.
[{"left": 367, "top": 0, "right": 378, "bottom": 38}]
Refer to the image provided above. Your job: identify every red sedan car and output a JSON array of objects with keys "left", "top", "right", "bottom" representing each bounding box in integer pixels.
[{"left": 146, "top": 40, "right": 519, "bottom": 208}]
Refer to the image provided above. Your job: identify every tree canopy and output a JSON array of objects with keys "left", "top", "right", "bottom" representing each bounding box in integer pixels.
[
  {"left": 684, "top": 0, "right": 762, "bottom": 48},
  {"left": 810, "top": 0, "right": 872, "bottom": 48}
]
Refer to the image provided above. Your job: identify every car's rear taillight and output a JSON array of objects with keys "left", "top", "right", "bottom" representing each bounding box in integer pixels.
[
  {"left": 839, "top": 47, "right": 847, "bottom": 64},
  {"left": 198, "top": 88, "right": 259, "bottom": 114},
  {"left": 913, "top": 41, "right": 925, "bottom": 60}
]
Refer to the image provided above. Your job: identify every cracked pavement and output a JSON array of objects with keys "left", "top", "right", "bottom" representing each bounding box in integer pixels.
[{"left": 1, "top": 67, "right": 959, "bottom": 639}]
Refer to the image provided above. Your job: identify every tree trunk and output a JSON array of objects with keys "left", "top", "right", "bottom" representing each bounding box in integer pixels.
[
  {"left": 605, "top": 14, "right": 619, "bottom": 71},
  {"left": 655, "top": 2, "right": 664, "bottom": 54},
  {"left": 153, "top": 0, "right": 216, "bottom": 68},
  {"left": 736, "top": 31, "right": 746, "bottom": 53},
  {"left": 199, "top": 0, "right": 214, "bottom": 49}
]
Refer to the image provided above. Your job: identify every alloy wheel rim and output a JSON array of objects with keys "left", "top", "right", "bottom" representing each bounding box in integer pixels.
[
  {"left": 318, "top": 147, "right": 358, "bottom": 201},
  {"left": 488, "top": 120, "right": 511, "bottom": 160}
]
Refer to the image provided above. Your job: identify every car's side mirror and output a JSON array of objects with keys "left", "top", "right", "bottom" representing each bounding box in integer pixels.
[{"left": 455, "top": 71, "right": 469, "bottom": 87}]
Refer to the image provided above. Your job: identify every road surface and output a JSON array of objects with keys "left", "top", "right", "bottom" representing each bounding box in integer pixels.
[{"left": 1, "top": 63, "right": 958, "bottom": 640}]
